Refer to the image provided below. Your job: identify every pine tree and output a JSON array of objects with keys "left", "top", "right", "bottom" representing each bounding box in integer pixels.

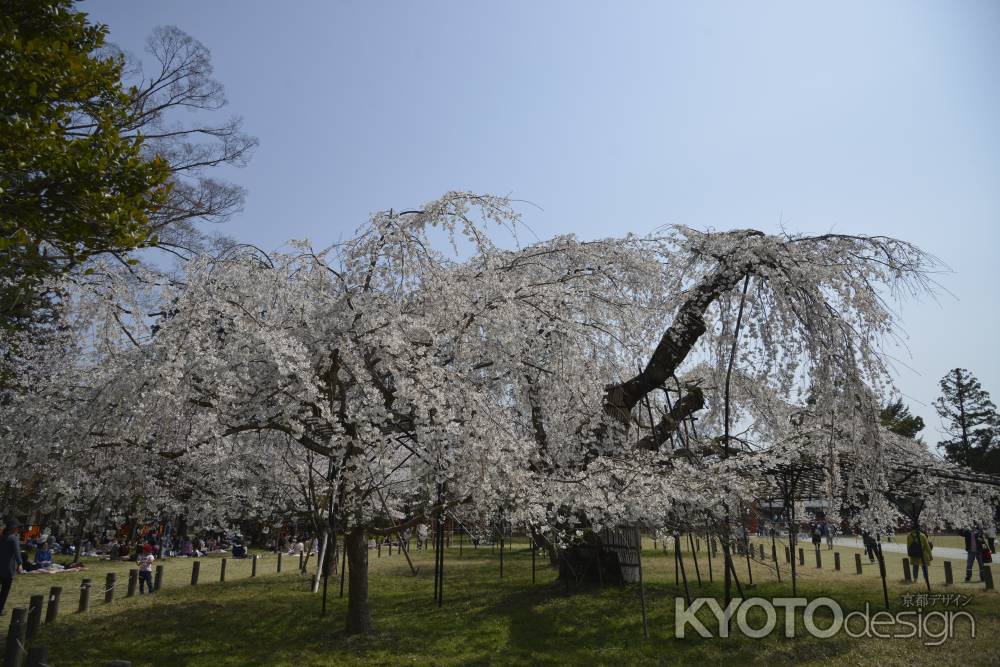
[
  {"left": 880, "top": 399, "right": 925, "bottom": 440},
  {"left": 934, "top": 368, "right": 999, "bottom": 475}
]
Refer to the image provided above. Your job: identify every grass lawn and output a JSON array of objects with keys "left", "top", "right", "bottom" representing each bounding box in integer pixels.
[{"left": 13, "top": 537, "right": 1000, "bottom": 666}]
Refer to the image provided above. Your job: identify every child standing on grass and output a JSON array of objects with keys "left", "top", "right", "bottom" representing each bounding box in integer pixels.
[{"left": 138, "top": 543, "right": 155, "bottom": 594}]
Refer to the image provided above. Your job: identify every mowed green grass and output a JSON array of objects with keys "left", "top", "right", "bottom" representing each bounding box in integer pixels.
[{"left": 14, "top": 537, "right": 1000, "bottom": 666}]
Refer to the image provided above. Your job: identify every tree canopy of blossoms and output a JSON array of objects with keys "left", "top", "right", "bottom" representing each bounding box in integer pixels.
[{"left": 4, "top": 191, "right": 995, "bottom": 632}]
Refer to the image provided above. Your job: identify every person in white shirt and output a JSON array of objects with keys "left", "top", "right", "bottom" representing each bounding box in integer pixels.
[{"left": 138, "top": 546, "right": 156, "bottom": 594}]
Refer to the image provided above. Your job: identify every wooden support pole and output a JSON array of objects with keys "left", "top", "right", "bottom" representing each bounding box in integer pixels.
[
  {"left": 277, "top": 552, "right": 283, "bottom": 572},
  {"left": 105, "top": 573, "right": 116, "bottom": 603},
  {"left": 437, "top": 514, "right": 445, "bottom": 607},
  {"left": 675, "top": 535, "right": 691, "bottom": 606},
  {"left": 339, "top": 537, "right": 347, "bottom": 598},
  {"left": 4, "top": 608, "right": 27, "bottom": 667},
  {"left": 637, "top": 531, "right": 649, "bottom": 640},
  {"left": 154, "top": 565, "right": 163, "bottom": 592},
  {"left": 78, "top": 579, "right": 91, "bottom": 613},
  {"left": 834, "top": 552, "right": 841, "bottom": 571},
  {"left": 127, "top": 569, "right": 138, "bottom": 597},
  {"left": 220, "top": 558, "right": 227, "bottom": 583},
  {"left": 878, "top": 552, "right": 890, "bottom": 610},
  {"left": 26, "top": 595, "right": 43, "bottom": 640},
  {"left": 984, "top": 566, "right": 995, "bottom": 591},
  {"left": 855, "top": 553, "right": 863, "bottom": 574},
  {"left": 798, "top": 548, "right": 804, "bottom": 566},
  {"left": 902, "top": 558, "right": 912, "bottom": 582},
  {"left": 688, "top": 533, "right": 702, "bottom": 587},
  {"left": 191, "top": 560, "right": 200, "bottom": 585},
  {"left": 815, "top": 548, "right": 822, "bottom": 569},
  {"left": 944, "top": 560, "right": 953, "bottom": 585},
  {"left": 44, "top": 587, "right": 61, "bottom": 624},
  {"left": 252, "top": 554, "right": 258, "bottom": 577},
  {"left": 531, "top": 538, "right": 536, "bottom": 583},
  {"left": 26, "top": 645, "right": 47, "bottom": 667}
]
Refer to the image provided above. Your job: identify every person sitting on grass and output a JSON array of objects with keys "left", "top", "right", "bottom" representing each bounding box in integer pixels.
[{"left": 33, "top": 544, "right": 53, "bottom": 569}]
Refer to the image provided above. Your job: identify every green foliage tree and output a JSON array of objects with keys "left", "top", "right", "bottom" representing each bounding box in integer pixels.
[
  {"left": 934, "top": 368, "right": 999, "bottom": 475},
  {"left": 0, "top": 0, "right": 170, "bottom": 330},
  {"left": 879, "top": 399, "right": 925, "bottom": 440}
]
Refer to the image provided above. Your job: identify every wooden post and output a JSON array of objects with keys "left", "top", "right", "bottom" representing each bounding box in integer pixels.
[
  {"left": 26, "top": 645, "right": 47, "bottom": 667},
  {"left": 696, "top": 538, "right": 701, "bottom": 552},
  {"left": 4, "top": 607, "right": 27, "bottom": 667},
  {"left": 277, "top": 552, "right": 283, "bottom": 572},
  {"left": 637, "top": 531, "right": 649, "bottom": 640},
  {"left": 191, "top": 560, "right": 200, "bottom": 585},
  {"left": 771, "top": 543, "right": 781, "bottom": 583},
  {"left": 531, "top": 539, "right": 536, "bottom": 583},
  {"left": 798, "top": 548, "right": 804, "bottom": 566},
  {"left": 339, "top": 537, "right": 347, "bottom": 598},
  {"left": 984, "top": 566, "right": 995, "bottom": 591},
  {"left": 687, "top": 533, "right": 701, "bottom": 587},
  {"left": 299, "top": 551, "right": 304, "bottom": 572},
  {"left": 154, "top": 564, "right": 163, "bottom": 591},
  {"left": 44, "top": 587, "right": 61, "bottom": 624},
  {"left": 815, "top": 548, "right": 822, "bottom": 569},
  {"left": 902, "top": 558, "right": 912, "bottom": 582},
  {"left": 377, "top": 541, "right": 381, "bottom": 558},
  {"left": 22, "top": 596, "right": 41, "bottom": 644},
  {"left": 252, "top": 554, "right": 258, "bottom": 577},
  {"left": 220, "top": 557, "right": 227, "bottom": 583},
  {"left": 944, "top": 560, "right": 953, "bottom": 585},
  {"left": 127, "top": 569, "right": 138, "bottom": 597},
  {"left": 877, "top": 552, "right": 890, "bottom": 609},
  {"left": 759, "top": 544, "right": 765, "bottom": 560},
  {"left": 834, "top": 552, "right": 841, "bottom": 571},
  {"left": 675, "top": 535, "right": 691, "bottom": 606},
  {"left": 784, "top": 546, "right": 790, "bottom": 563},
  {"left": 78, "top": 578, "right": 91, "bottom": 613},
  {"left": 105, "top": 573, "right": 116, "bottom": 603},
  {"left": 855, "top": 553, "right": 863, "bottom": 574}
]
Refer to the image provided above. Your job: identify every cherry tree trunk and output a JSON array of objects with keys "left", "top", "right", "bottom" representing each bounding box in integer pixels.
[{"left": 345, "top": 527, "right": 372, "bottom": 634}]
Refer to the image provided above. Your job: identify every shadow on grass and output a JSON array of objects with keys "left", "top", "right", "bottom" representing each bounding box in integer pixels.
[{"left": 32, "top": 548, "right": 998, "bottom": 666}]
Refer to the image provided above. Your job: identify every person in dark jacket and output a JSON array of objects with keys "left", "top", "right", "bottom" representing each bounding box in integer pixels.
[
  {"left": 0, "top": 519, "right": 24, "bottom": 616},
  {"left": 965, "top": 526, "right": 988, "bottom": 582},
  {"left": 861, "top": 529, "right": 878, "bottom": 563}
]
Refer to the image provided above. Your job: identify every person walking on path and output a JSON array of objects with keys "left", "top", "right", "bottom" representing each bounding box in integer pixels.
[
  {"left": 861, "top": 529, "right": 878, "bottom": 563},
  {"left": 0, "top": 518, "right": 24, "bottom": 615},
  {"left": 964, "top": 526, "right": 988, "bottom": 583},
  {"left": 906, "top": 527, "right": 933, "bottom": 588}
]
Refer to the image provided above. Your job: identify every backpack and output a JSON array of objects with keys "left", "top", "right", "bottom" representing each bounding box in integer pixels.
[{"left": 907, "top": 534, "right": 923, "bottom": 559}]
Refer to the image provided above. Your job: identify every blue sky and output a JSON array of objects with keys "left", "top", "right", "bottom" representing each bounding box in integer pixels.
[{"left": 82, "top": 0, "right": 999, "bottom": 442}]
